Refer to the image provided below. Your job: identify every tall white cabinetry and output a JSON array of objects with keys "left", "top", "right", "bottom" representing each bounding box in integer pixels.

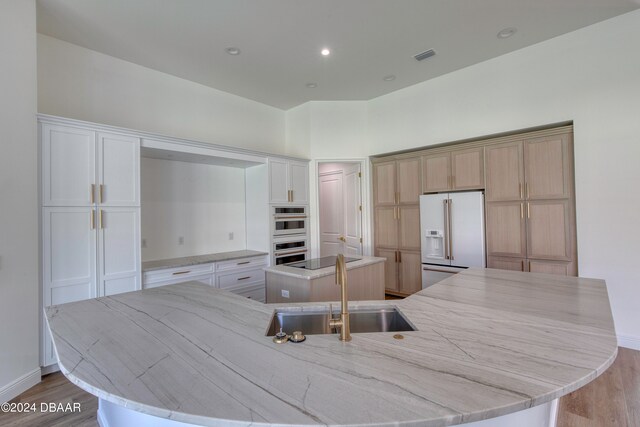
[
  {"left": 40, "top": 120, "right": 141, "bottom": 367},
  {"left": 269, "top": 158, "right": 309, "bottom": 204}
]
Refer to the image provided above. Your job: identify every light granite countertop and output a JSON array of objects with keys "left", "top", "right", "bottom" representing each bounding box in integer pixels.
[
  {"left": 265, "top": 255, "right": 386, "bottom": 280},
  {"left": 141, "top": 250, "right": 268, "bottom": 272},
  {"left": 46, "top": 268, "right": 617, "bottom": 427}
]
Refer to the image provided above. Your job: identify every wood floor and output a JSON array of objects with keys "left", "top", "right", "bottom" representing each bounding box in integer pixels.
[{"left": 2, "top": 347, "right": 638, "bottom": 427}]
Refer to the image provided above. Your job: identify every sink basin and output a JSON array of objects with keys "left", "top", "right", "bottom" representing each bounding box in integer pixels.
[{"left": 266, "top": 306, "right": 416, "bottom": 336}]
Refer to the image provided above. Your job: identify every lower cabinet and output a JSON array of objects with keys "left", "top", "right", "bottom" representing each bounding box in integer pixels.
[
  {"left": 376, "top": 248, "right": 421, "bottom": 296},
  {"left": 488, "top": 256, "right": 576, "bottom": 276}
]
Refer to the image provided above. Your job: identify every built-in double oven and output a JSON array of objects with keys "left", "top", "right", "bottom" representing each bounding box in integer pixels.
[{"left": 271, "top": 206, "right": 308, "bottom": 265}]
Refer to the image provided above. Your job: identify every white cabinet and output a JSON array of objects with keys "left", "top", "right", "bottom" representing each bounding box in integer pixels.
[
  {"left": 269, "top": 158, "right": 309, "bottom": 204},
  {"left": 143, "top": 263, "right": 215, "bottom": 288},
  {"left": 41, "top": 124, "right": 141, "bottom": 207}
]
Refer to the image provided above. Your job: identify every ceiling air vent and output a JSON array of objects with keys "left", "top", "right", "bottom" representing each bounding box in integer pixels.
[{"left": 414, "top": 49, "right": 436, "bottom": 61}]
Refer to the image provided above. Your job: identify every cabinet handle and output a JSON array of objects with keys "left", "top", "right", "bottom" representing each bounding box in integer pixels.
[
  {"left": 290, "top": 190, "right": 294, "bottom": 202},
  {"left": 521, "top": 260, "right": 525, "bottom": 272},
  {"left": 398, "top": 251, "right": 402, "bottom": 263},
  {"left": 527, "top": 260, "right": 531, "bottom": 272},
  {"left": 527, "top": 202, "right": 530, "bottom": 219},
  {"left": 397, "top": 207, "right": 401, "bottom": 220},
  {"left": 172, "top": 271, "right": 191, "bottom": 275},
  {"left": 394, "top": 251, "right": 398, "bottom": 263},
  {"left": 520, "top": 203, "right": 524, "bottom": 219},
  {"left": 91, "top": 184, "right": 95, "bottom": 204},
  {"left": 451, "top": 175, "right": 455, "bottom": 189},
  {"left": 90, "top": 210, "right": 95, "bottom": 230},
  {"left": 519, "top": 183, "right": 523, "bottom": 199},
  {"left": 99, "top": 185, "right": 104, "bottom": 204},
  {"left": 99, "top": 210, "right": 104, "bottom": 229},
  {"left": 237, "top": 276, "right": 251, "bottom": 281},
  {"left": 526, "top": 182, "right": 529, "bottom": 200},
  {"left": 237, "top": 261, "right": 251, "bottom": 265}
]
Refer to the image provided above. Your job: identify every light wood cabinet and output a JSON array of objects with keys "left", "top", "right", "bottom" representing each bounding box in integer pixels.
[
  {"left": 268, "top": 158, "right": 309, "bottom": 204},
  {"left": 399, "top": 206, "right": 421, "bottom": 251},
  {"left": 373, "top": 161, "right": 397, "bottom": 205},
  {"left": 488, "top": 257, "right": 574, "bottom": 276},
  {"left": 376, "top": 249, "right": 399, "bottom": 292},
  {"left": 373, "top": 158, "right": 420, "bottom": 205},
  {"left": 487, "top": 256, "right": 526, "bottom": 272},
  {"left": 397, "top": 158, "right": 422, "bottom": 203},
  {"left": 485, "top": 141, "right": 524, "bottom": 202},
  {"left": 398, "top": 251, "right": 422, "bottom": 294},
  {"left": 374, "top": 206, "right": 398, "bottom": 248},
  {"left": 524, "top": 134, "right": 571, "bottom": 200},
  {"left": 526, "top": 200, "right": 572, "bottom": 261},
  {"left": 422, "top": 147, "right": 484, "bottom": 193},
  {"left": 486, "top": 202, "right": 527, "bottom": 258}
]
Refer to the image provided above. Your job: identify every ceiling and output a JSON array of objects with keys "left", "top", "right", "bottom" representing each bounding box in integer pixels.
[{"left": 37, "top": 0, "right": 639, "bottom": 110}]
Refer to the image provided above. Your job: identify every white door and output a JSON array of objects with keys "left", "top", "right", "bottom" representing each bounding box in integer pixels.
[
  {"left": 319, "top": 172, "right": 344, "bottom": 256},
  {"left": 42, "top": 124, "right": 96, "bottom": 206},
  {"left": 43, "top": 207, "right": 97, "bottom": 307},
  {"left": 97, "top": 133, "right": 140, "bottom": 206},
  {"left": 289, "top": 161, "right": 309, "bottom": 204},
  {"left": 97, "top": 207, "right": 141, "bottom": 296},
  {"left": 269, "top": 159, "right": 289, "bottom": 204},
  {"left": 343, "top": 164, "right": 363, "bottom": 256}
]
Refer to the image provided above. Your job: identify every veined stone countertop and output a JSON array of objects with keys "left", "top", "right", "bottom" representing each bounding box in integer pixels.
[
  {"left": 141, "top": 250, "right": 268, "bottom": 272},
  {"left": 265, "top": 255, "right": 386, "bottom": 280},
  {"left": 46, "top": 268, "right": 617, "bottom": 427}
]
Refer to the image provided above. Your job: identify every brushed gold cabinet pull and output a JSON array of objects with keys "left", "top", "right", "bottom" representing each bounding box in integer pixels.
[
  {"left": 290, "top": 189, "right": 294, "bottom": 202},
  {"left": 519, "top": 183, "right": 523, "bottom": 199},
  {"left": 99, "top": 210, "right": 103, "bottom": 229},
  {"left": 90, "top": 210, "right": 95, "bottom": 229},
  {"left": 527, "top": 202, "right": 530, "bottom": 219},
  {"left": 91, "top": 184, "right": 95, "bottom": 204},
  {"left": 398, "top": 251, "right": 402, "bottom": 263},
  {"left": 527, "top": 260, "right": 531, "bottom": 272},
  {"left": 394, "top": 251, "right": 398, "bottom": 263},
  {"left": 520, "top": 203, "right": 524, "bottom": 219},
  {"left": 99, "top": 185, "right": 104, "bottom": 204},
  {"left": 526, "top": 182, "right": 529, "bottom": 199},
  {"left": 397, "top": 207, "right": 401, "bottom": 220},
  {"left": 521, "top": 260, "right": 525, "bottom": 271},
  {"left": 451, "top": 175, "right": 455, "bottom": 189}
]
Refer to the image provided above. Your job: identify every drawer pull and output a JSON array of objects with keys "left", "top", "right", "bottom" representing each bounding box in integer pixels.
[
  {"left": 237, "top": 261, "right": 251, "bottom": 265},
  {"left": 237, "top": 276, "right": 252, "bottom": 281},
  {"left": 172, "top": 271, "right": 191, "bottom": 275}
]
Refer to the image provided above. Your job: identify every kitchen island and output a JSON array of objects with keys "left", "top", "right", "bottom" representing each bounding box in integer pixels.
[
  {"left": 265, "top": 255, "right": 386, "bottom": 303},
  {"left": 46, "top": 268, "right": 617, "bottom": 427}
]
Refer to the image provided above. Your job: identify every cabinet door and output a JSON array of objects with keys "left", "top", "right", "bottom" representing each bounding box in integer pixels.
[
  {"left": 97, "top": 207, "right": 141, "bottom": 296},
  {"left": 269, "top": 159, "right": 289, "bottom": 204},
  {"left": 528, "top": 260, "right": 574, "bottom": 276},
  {"left": 485, "top": 202, "right": 527, "bottom": 258},
  {"left": 42, "top": 207, "right": 97, "bottom": 307},
  {"left": 397, "top": 157, "right": 422, "bottom": 203},
  {"left": 487, "top": 256, "right": 525, "bottom": 272},
  {"left": 422, "top": 153, "right": 451, "bottom": 193},
  {"left": 373, "top": 161, "right": 397, "bottom": 205},
  {"left": 374, "top": 207, "right": 398, "bottom": 248},
  {"left": 524, "top": 134, "right": 571, "bottom": 200},
  {"left": 399, "top": 251, "right": 422, "bottom": 295},
  {"left": 97, "top": 133, "right": 140, "bottom": 206},
  {"left": 376, "top": 249, "right": 398, "bottom": 292},
  {"left": 452, "top": 147, "right": 484, "bottom": 190},
  {"left": 289, "top": 161, "right": 309, "bottom": 204},
  {"left": 42, "top": 124, "right": 96, "bottom": 206},
  {"left": 485, "top": 141, "right": 524, "bottom": 202},
  {"left": 398, "top": 205, "right": 421, "bottom": 251},
  {"left": 526, "top": 200, "right": 572, "bottom": 261}
]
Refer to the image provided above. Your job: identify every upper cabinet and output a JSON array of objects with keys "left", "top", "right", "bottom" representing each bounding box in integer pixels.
[
  {"left": 42, "top": 124, "right": 140, "bottom": 207},
  {"left": 373, "top": 157, "right": 421, "bottom": 206},
  {"left": 422, "top": 147, "right": 484, "bottom": 193},
  {"left": 485, "top": 135, "right": 571, "bottom": 202},
  {"left": 269, "top": 158, "right": 309, "bottom": 205}
]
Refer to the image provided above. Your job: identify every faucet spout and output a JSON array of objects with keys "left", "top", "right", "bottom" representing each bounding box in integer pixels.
[{"left": 329, "top": 254, "right": 351, "bottom": 342}]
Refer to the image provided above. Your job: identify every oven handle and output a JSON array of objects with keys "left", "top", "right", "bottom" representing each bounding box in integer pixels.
[
  {"left": 274, "top": 249, "right": 308, "bottom": 257},
  {"left": 274, "top": 215, "right": 308, "bottom": 220}
]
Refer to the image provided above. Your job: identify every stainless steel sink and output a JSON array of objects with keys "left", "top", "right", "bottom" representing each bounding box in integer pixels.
[{"left": 266, "top": 307, "right": 416, "bottom": 336}]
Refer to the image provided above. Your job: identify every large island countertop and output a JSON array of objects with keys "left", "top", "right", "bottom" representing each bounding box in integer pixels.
[{"left": 46, "top": 268, "right": 618, "bottom": 427}]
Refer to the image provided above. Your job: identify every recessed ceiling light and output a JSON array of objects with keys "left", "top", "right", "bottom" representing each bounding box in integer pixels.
[
  {"left": 497, "top": 28, "right": 517, "bottom": 39},
  {"left": 306, "top": 83, "right": 318, "bottom": 88},
  {"left": 321, "top": 48, "right": 331, "bottom": 56},
  {"left": 383, "top": 75, "right": 396, "bottom": 81},
  {"left": 225, "top": 47, "right": 241, "bottom": 55}
]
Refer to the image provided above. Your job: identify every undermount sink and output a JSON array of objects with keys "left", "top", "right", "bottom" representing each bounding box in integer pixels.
[{"left": 266, "top": 306, "right": 416, "bottom": 336}]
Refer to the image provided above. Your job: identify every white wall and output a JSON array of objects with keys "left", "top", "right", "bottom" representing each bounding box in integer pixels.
[
  {"left": 0, "top": 0, "right": 40, "bottom": 401},
  {"left": 141, "top": 158, "right": 247, "bottom": 261},
  {"left": 37, "top": 34, "right": 286, "bottom": 155},
  {"left": 366, "top": 10, "right": 640, "bottom": 343}
]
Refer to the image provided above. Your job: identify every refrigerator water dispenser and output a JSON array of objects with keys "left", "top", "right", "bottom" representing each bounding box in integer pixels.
[{"left": 423, "top": 229, "right": 444, "bottom": 259}]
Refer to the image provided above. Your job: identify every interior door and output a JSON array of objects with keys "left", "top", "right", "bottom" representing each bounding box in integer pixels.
[
  {"left": 343, "top": 163, "right": 362, "bottom": 256},
  {"left": 319, "top": 172, "right": 344, "bottom": 256}
]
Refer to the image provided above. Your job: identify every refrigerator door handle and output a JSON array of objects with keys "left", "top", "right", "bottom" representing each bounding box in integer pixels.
[
  {"left": 448, "top": 198, "right": 454, "bottom": 261},
  {"left": 443, "top": 199, "right": 450, "bottom": 259}
]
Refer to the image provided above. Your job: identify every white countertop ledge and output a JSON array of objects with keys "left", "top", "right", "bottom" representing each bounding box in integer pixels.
[{"left": 46, "top": 268, "right": 618, "bottom": 427}]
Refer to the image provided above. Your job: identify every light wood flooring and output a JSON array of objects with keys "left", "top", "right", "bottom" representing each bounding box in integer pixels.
[{"left": 2, "top": 347, "right": 638, "bottom": 427}]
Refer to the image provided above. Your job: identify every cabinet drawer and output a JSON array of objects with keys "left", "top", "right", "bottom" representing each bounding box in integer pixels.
[
  {"left": 217, "top": 268, "right": 265, "bottom": 289},
  {"left": 143, "top": 263, "right": 215, "bottom": 285},
  {"left": 216, "top": 256, "right": 267, "bottom": 272},
  {"left": 144, "top": 273, "right": 214, "bottom": 289},
  {"left": 231, "top": 283, "right": 265, "bottom": 303}
]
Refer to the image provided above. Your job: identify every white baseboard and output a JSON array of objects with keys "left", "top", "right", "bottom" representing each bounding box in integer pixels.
[
  {"left": 618, "top": 334, "right": 640, "bottom": 351},
  {"left": 0, "top": 368, "right": 41, "bottom": 404},
  {"left": 40, "top": 363, "right": 60, "bottom": 376}
]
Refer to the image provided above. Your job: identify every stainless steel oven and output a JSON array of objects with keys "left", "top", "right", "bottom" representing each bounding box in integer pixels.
[
  {"left": 272, "top": 236, "right": 308, "bottom": 266},
  {"left": 272, "top": 206, "right": 308, "bottom": 236}
]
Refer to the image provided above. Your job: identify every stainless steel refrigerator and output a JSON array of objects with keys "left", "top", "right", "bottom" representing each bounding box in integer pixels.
[{"left": 419, "top": 191, "right": 486, "bottom": 288}]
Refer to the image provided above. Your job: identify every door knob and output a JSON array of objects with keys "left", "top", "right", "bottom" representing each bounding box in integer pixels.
[{"left": 338, "top": 236, "right": 346, "bottom": 242}]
